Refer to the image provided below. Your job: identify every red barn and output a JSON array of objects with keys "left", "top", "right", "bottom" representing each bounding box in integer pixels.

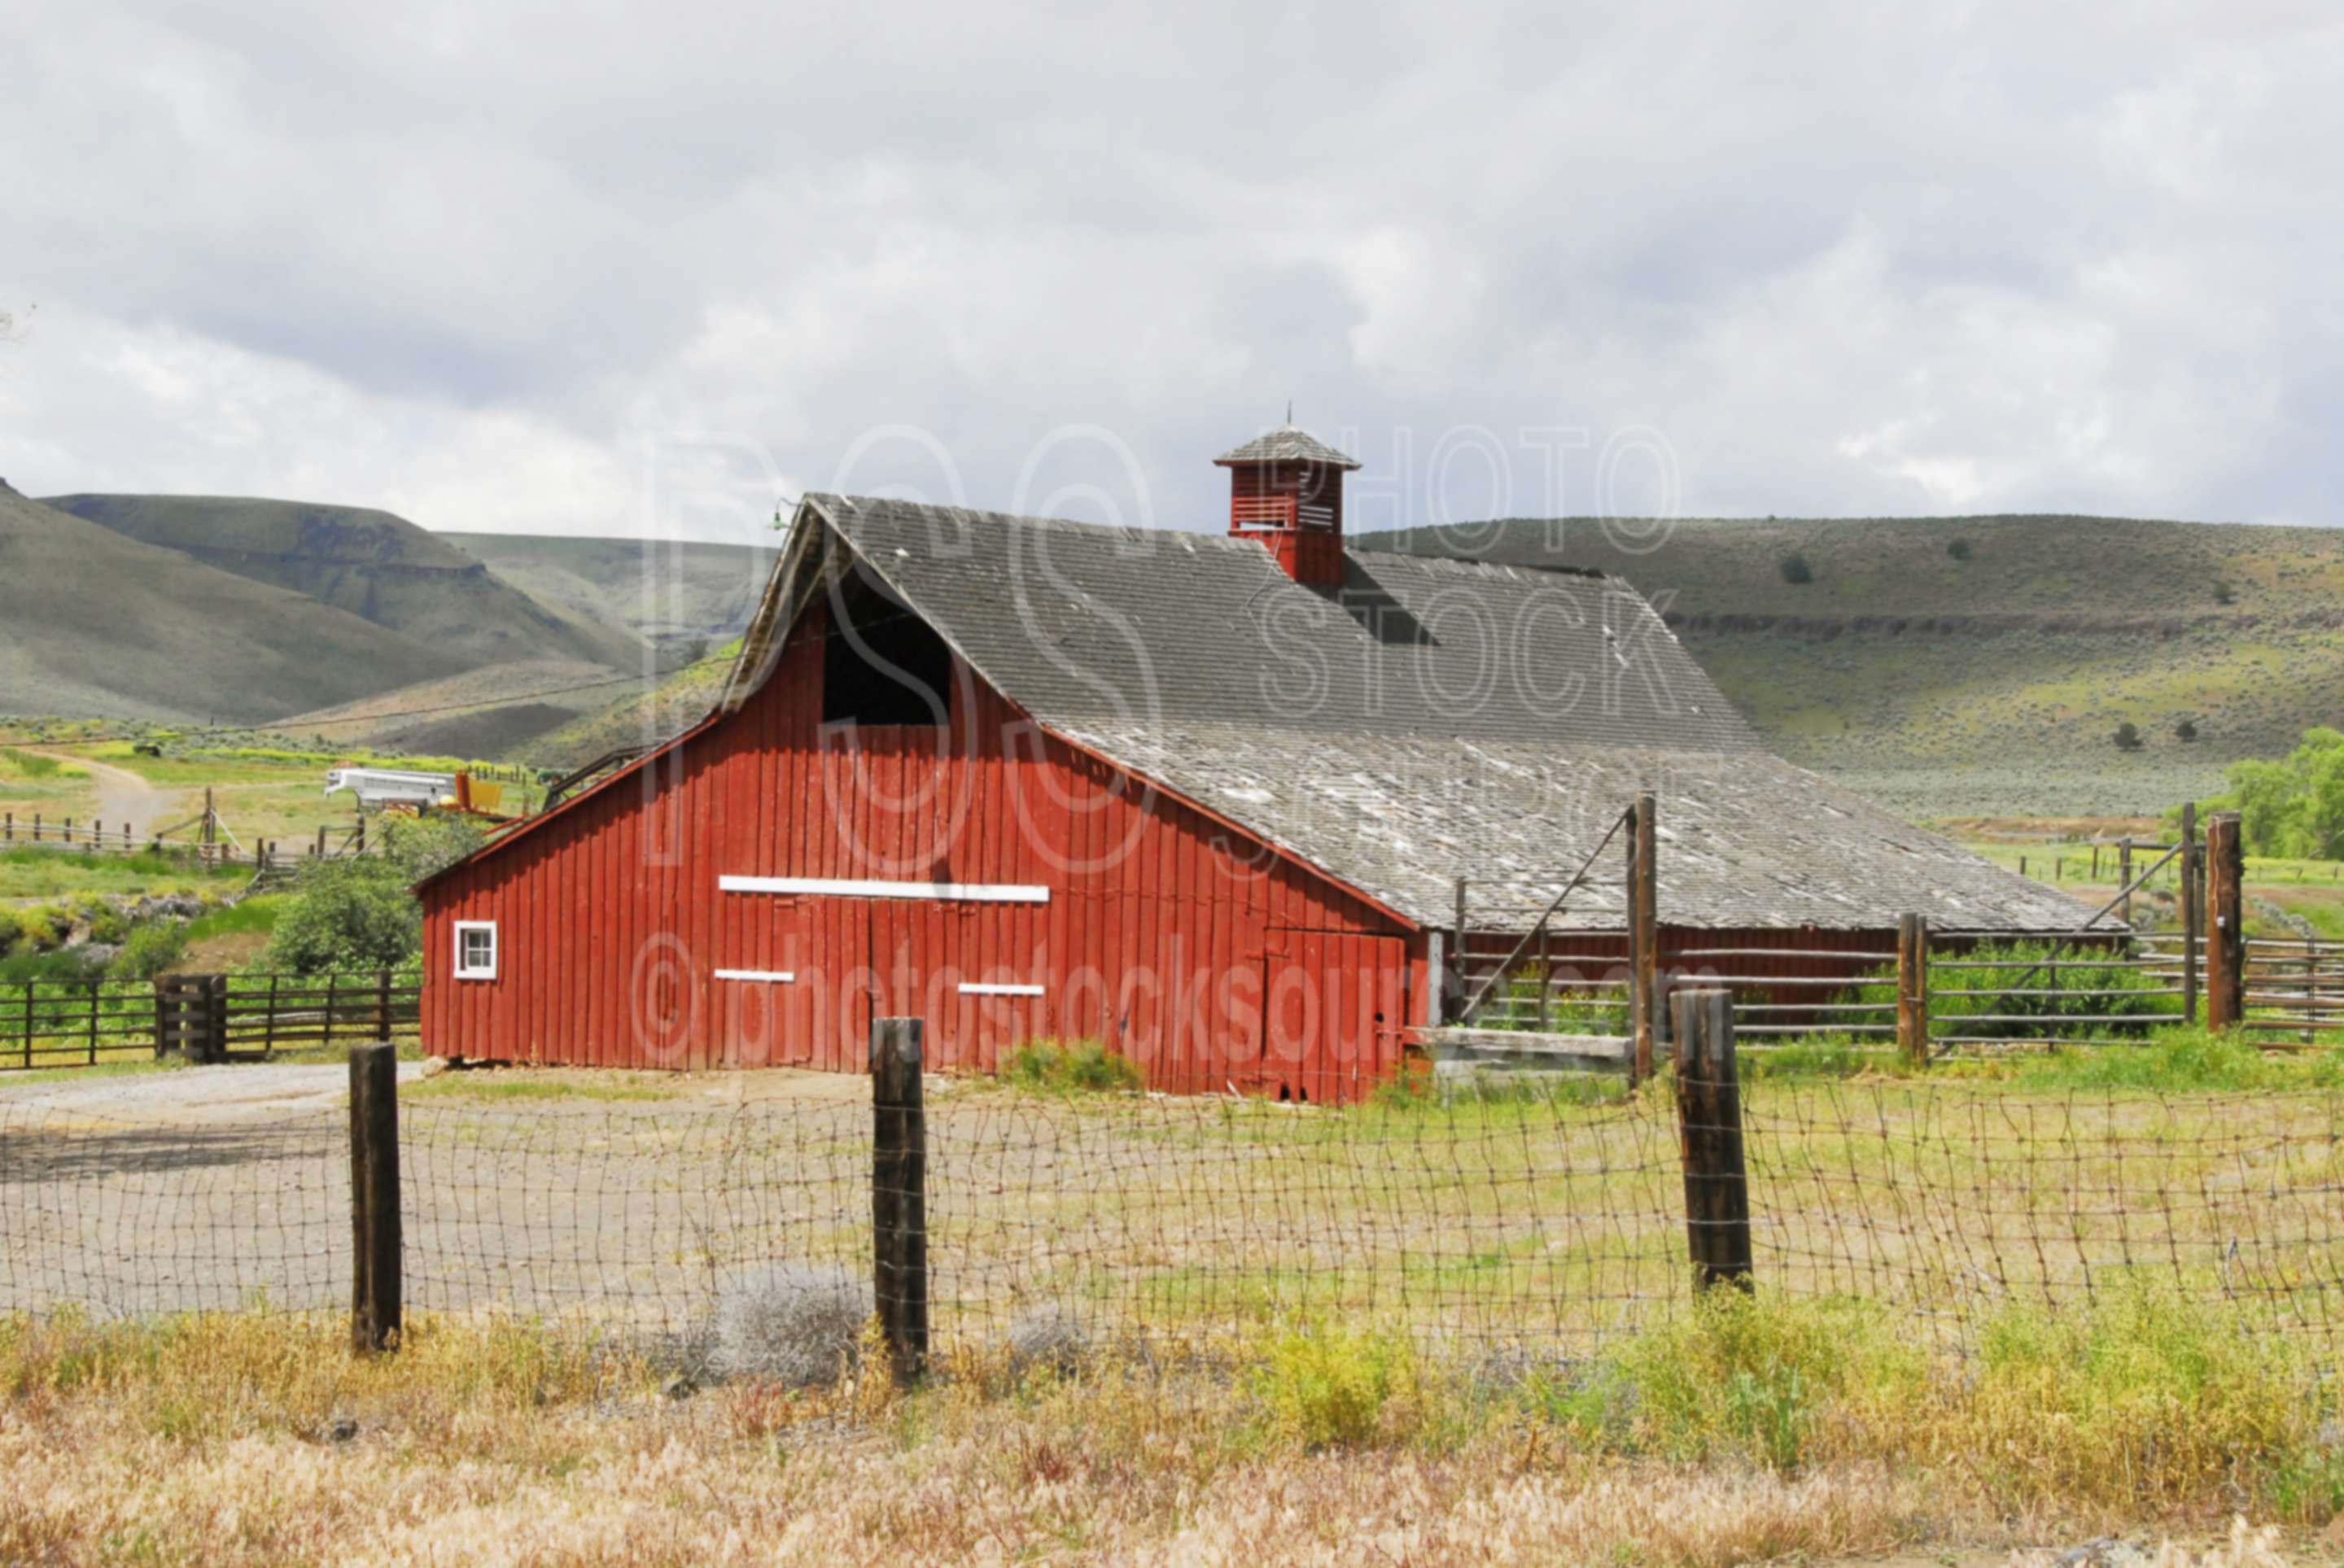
[{"left": 418, "top": 427, "right": 2099, "bottom": 1099}]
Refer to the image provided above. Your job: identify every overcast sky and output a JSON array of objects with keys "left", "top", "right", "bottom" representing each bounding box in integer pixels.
[{"left": 3, "top": 2, "right": 2340, "bottom": 543}]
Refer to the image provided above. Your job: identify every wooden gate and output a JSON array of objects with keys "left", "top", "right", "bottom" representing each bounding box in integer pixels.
[{"left": 154, "top": 974, "right": 227, "bottom": 1063}]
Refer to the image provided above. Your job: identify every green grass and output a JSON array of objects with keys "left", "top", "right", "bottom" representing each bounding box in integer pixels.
[
  {"left": 178, "top": 895, "right": 286, "bottom": 946},
  {"left": 998, "top": 1039, "right": 1144, "bottom": 1095},
  {"left": 0, "top": 748, "right": 78, "bottom": 782},
  {"left": 0, "top": 845, "right": 248, "bottom": 902}
]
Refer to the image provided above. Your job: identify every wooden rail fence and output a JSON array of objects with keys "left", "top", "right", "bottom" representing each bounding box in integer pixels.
[{"left": 1, "top": 971, "right": 419, "bottom": 1070}]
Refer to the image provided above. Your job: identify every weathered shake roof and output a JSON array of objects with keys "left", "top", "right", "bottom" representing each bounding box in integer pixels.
[
  {"left": 1213, "top": 426, "right": 1363, "bottom": 470},
  {"left": 711, "top": 494, "right": 2105, "bottom": 936}
]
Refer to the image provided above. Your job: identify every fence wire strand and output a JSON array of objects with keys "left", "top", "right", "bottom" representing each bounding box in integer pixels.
[{"left": 2, "top": 1076, "right": 2340, "bottom": 1361}]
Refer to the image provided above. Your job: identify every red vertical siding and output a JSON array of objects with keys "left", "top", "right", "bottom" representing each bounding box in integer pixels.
[{"left": 422, "top": 601, "right": 1414, "bottom": 1102}]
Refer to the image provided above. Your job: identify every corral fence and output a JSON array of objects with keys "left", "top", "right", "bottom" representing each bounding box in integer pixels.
[
  {"left": 1, "top": 804, "right": 383, "bottom": 874},
  {"left": 1, "top": 970, "right": 419, "bottom": 1070},
  {"left": 1449, "top": 801, "right": 2335, "bottom": 1068},
  {"left": 4, "top": 1007, "right": 2341, "bottom": 1375}
]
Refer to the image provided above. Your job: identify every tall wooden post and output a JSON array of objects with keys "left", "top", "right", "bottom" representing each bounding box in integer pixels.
[
  {"left": 2119, "top": 839, "right": 2133, "bottom": 926},
  {"left": 1629, "top": 791, "right": 1658, "bottom": 1084},
  {"left": 348, "top": 1041, "right": 403, "bottom": 1353},
  {"left": 2206, "top": 812, "right": 2245, "bottom": 1029},
  {"left": 871, "top": 1017, "right": 929, "bottom": 1384},
  {"left": 2180, "top": 802, "right": 2201, "bottom": 1024},
  {"left": 374, "top": 969, "right": 393, "bottom": 1042},
  {"left": 1669, "top": 988, "right": 1751, "bottom": 1291},
  {"left": 1448, "top": 876, "right": 1469, "bottom": 1023},
  {"left": 1896, "top": 912, "right": 1930, "bottom": 1069}
]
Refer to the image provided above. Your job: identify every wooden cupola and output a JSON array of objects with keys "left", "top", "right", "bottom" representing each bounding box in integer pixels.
[{"left": 1214, "top": 426, "right": 1362, "bottom": 586}]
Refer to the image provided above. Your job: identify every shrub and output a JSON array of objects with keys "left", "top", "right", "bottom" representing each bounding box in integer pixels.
[
  {"left": 2175, "top": 717, "right": 2199, "bottom": 743},
  {"left": 1562, "top": 1292, "right": 1921, "bottom": 1470},
  {"left": 263, "top": 817, "right": 487, "bottom": 976},
  {"left": 1945, "top": 537, "right": 1973, "bottom": 561},
  {"left": 1249, "top": 1322, "right": 1422, "bottom": 1449},
  {"left": 1000, "top": 1039, "right": 1142, "bottom": 1094},
  {"left": 705, "top": 1264, "right": 872, "bottom": 1387},
  {"left": 2113, "top": 719, "right": 2144, "bottom": 751},
  {"left": 112, "top": 922, "right": 189, "bottom": 982},
  {"left": 1778, "top": 552, "right": 1813, "bottom": 585},
  {"left": 1842, "top": 940, "right": 2180, "bottom": 1045}
]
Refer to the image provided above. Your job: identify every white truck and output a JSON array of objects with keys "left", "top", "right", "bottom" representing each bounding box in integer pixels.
[{"left": 323, "top": 767, "right": 457, "bottom": 813}]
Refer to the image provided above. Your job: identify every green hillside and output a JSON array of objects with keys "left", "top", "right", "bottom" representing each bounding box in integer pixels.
[
  {"left": 46, "top": 495, "right": 649, "bottom": 675},
  {"left": 0, "top": 483, "right": 475, "bottom": 723},
  {"left": 531, "top": 640, "right": 742, "bottom": 768},
  {"left": 436, "top": 532, "right": 771, "bottom": 659},
  {"left": 1362, "top": 514, "right": 2344, "bottom": 818}
]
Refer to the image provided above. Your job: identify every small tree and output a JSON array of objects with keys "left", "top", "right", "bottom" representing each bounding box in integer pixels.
[
  {"left": 2114, "top": 720, "right": 2145, "bottom": 752},
  {"left": 262, "top": 815, "right": 488, "bottom": 976},
  {"left": 2213, "top": 581, "right": 2236, "bottom": 605},
  {"left": 1946, "top": 538, "right": 1973, "bottom": 561},
  {"left": 2175, "top": 718, "right": 2199, "bottom": 744},
  {"left": 1778, "top": 552, "right": 1814, "bottom": 585}
]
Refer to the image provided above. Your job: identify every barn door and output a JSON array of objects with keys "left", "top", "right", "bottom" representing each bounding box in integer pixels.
[{"left": 1262, "top": 931, "right": 1406, "bottom": 1103}]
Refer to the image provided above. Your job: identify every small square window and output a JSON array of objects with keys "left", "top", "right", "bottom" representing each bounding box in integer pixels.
[{"left": 453, "top": 921, "right": 498, "bottom": 981}]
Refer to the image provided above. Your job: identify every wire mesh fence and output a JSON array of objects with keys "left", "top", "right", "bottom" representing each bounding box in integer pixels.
[{"left": 2, "top": 1064, "right": 2340, "bottom": 1365}]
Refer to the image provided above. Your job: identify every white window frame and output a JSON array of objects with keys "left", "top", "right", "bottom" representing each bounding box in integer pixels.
[{"left": 453, "top": 920, "right": 499, "bottom": 981}]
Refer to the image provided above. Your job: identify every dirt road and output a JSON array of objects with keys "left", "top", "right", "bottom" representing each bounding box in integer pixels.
[{"left": 23, "top": 749, "right": 183, "bottom": 841}]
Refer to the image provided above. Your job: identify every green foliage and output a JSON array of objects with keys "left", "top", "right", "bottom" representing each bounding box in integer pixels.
[
  {"left": 2194, "top": 727, "right": 2344, "bottom": 859},
  {"left": 2175, "top": 716, "right": 2199, "bottom": 743},
  {"left": 1248, "top": 1322, "right": 1421, "bottom": 1449},
  {"left": 1557, "top": 1292, "right": 1922, "bottom": 1470},
  {"left": 0, "top": 747, "right": 77, "bottom": 781},
  {"left": 111, "top": 923, "right": 189, "bottom": 982},
  {"left": 2112, "top": 719, "right": 2143, "bottom": 751},
  {"left": 1777, "top": 551, "right": 1813, "bottom": 584},
  {"left": 999, "top": 1039, "right": 1142, "bottom": 1095},
  {"left": 1844, "top": 940, "right": 2180, "bottom": 1044},
  {"left": 1741, "top": 1035, "right": 1896, "bottom": 1079},
  {"left": 1969, "top": 1282, "right": 2322, "bottom": 1512},
  {"left": 1945, "top": 537, "right": 1973, "bottom": 561},
  {"left": 264, "top": 858, "right": 422, "bottom": 976},
  {"left": 262, "top": 816, "right": 487, "bottom": 976},
  {"left": 2001, "top": 1024, "right": 2342, "bottom": 1092}
]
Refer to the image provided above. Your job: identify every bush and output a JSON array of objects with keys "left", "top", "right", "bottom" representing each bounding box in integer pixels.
[
  {"left": 1249, "top": 1323, "right": 1422, "bottom": 1449},
  {"left": 262, "top": 817, "right": 488, "bottom": 976},
  {"left": 2175, "top": 717, "right": 2199, "bottom": 743},
  {"left": 2113, "top": 719, "right": 2144, "bottom": 751},
  {"left": 112, "top": 922, "right": 189, "bottom": 982},
  {"left": 1945, "top": 537, "right": 1973, "bottom": 561},
  {"left": 1842, "top": 940, "right": 2180, "bottom": 1045},
  {"left": 1778, "top": 552, "right": 1813, "bottom": 585},
  {"left": 704, "top": 1265, "right": 872, "bottom": 1387},
  {"left": 1000, "top": 1039, "right": 1142, "bottom": 1094},
  {"left": 1558, "top": 1292, "right": 1921, "bottom": 1470}
]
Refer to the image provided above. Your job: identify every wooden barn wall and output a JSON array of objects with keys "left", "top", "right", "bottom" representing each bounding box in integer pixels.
[{"left": 423, "top": 604, "right": 1415, "bottom": 1102}]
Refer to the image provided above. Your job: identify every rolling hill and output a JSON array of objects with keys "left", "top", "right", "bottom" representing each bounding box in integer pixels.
[
  {"left": 275, "top": 658, "right": 652, "bottom": 759},
  {"left": 0, "top": 482, "right": 477, "bottom": 723},
  {"left": 437, "top": 533, "right": 772, "bottom": 659},
  {"left": 45, "top": 495, "right": 649, "bottom": 675},
  {"left": 527, "top": 640, "right": 742, "bottom": 768},
  {"left": 1362, "top": 514, "right": 2344, "bottom": 818}
]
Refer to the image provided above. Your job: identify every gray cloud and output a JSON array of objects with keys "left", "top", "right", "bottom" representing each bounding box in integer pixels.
[{"left": 2, "top": 1, "right": 2340, "bottom": 539}]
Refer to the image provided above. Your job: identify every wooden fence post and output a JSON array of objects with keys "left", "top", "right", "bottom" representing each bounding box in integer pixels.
[
  {"left": 2206, "top": 812, "right": 2245, "bottom": 1029},
  {"left": 2181, "top": 801, "right": 2201, "bottom": 1024},
  {"left": 348, "top": 1041, "right": 403, "bottom": 1353},
  {"left": 871, "top": 1017, "right": 929, "bottom": 1384},
  {"left": 1897, "top": 912, "right": 1929, "bottom": 1069},
  {"left": 1629, "top": 791, "right": 1658, "bottom": 1085},
  {"left": 2119, "top": 839, "right": 2133, "bottom": 926},
  {"left": 1446, "top": 876, "right": 1469, "bottom": 1024},
  {"left": 1669, "top": 988, "right": 1751, "bottom": 1291}
]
